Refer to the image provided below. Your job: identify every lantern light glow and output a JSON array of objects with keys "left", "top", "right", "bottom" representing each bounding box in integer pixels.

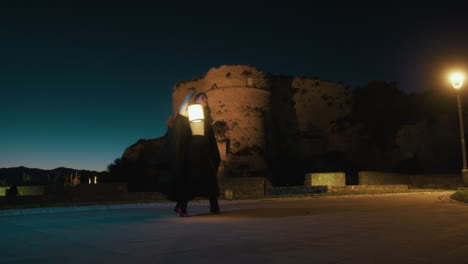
[
  {"left": 451, "top": 72, "right": 465, "bottom": 89},
  {"left": 188, "top": 104, "right": 204, "bottom": 123}
]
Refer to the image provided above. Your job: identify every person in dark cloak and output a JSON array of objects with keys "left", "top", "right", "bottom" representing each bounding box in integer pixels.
[{"left": 158, "top": 91, "right": 221, "bottom": 217}]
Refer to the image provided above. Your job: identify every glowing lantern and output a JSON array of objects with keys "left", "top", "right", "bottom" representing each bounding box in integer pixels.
[
  {"left": 188, "top": 104, "right": 204, "bottom": 123},
  {"left": 188, "top": 104, "right": 205, "bottom": 136},
  {"left": 451, "top": 72, "right": 464, "bottom": 89}
]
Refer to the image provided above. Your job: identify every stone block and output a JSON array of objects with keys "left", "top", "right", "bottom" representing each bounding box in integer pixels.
[
  {"left": 327, "top": 185, "right": 408, "bottom": 192},
  {"left": 304, "top": 172, "right": 346, "bottom": 186},
  {"left": 218, "top": 177, "right": 265, "bottom": 199}
]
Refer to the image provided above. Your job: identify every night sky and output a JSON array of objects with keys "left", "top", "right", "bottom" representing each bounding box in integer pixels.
[{"left": 2, "top": 2, "right": 468, "bottom": 171}]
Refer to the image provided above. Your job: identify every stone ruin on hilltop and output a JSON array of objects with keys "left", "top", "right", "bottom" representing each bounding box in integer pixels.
[{"left": 170, "top": 65, "right": 353, "bottom": 184}]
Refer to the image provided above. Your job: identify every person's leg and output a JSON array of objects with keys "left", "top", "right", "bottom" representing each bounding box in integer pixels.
[
  {"left": 180, "top": 200, "right": 188, "bottom": 213},
  {"left": 209, "top": 196, "right": 220, "bottom": 214},
  {"left": 174, "top": 201, "right": 182, "bottom": 213},
  {"left": 175, "top": 199, "right": 191, "bottom": 217}
]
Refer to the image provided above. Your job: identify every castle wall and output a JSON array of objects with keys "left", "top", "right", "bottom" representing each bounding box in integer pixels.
[
  {"left": 170, "top": 65, "right": 352, "bottom": 181},
  {"left": 172, "top": 65, "right": 272, "bottom": 178},
  {"left": 207, "top": 87, "right": 270, "bottom": 178},
  {"left": 292, "top": 78, "right": 351, "bottom": 133},
  {"left": 207, "top": 87, "right": 270, "bottom": 155},
  {"left": 172, "top": 65, "right": 271, "bottom": 114},
  {"left": 291, "top": 77, "right": 352, "bottom": 154}
]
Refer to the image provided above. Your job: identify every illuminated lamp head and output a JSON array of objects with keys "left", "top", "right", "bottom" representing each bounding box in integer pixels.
[{"left": 451, "top": 72, "right": 464, "bottom": 89}]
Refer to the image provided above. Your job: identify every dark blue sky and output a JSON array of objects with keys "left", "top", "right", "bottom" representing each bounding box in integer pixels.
[{"left": 2, "top": 1, "right": 468, "bottom": 171}]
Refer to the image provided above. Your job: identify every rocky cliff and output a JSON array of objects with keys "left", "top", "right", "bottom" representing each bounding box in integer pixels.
[{"left": 122, "top": 137, "right": 166, "bottom": 162}]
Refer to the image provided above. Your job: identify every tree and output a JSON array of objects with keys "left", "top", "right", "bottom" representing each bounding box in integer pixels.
[{"left": 339, "top": 81, "right": 414, "bottom": 170}]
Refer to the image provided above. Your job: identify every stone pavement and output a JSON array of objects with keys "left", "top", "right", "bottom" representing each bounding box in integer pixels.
[{"left": 0, "top": 192, "right": 467, "bottom": 263}]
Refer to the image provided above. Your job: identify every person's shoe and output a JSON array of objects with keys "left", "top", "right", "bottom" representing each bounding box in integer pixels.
[{"left": 175, "top": 207, "right": 192, "bottom": 217}]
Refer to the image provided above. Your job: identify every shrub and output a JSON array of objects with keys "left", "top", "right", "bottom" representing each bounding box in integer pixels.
[{"left": 0, "top": 178, "right": 8, "bottom": 187}]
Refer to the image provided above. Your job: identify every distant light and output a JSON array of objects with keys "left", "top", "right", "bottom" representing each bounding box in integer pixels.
[
  {"left": 94, "top": 176, "right": 98, "bottom": 184},
  {"left": 188, "top": 104, "right": 204, "bottom": 123},
  {"left": 89, "top": 178, "right": 91, "bottom": 184},
  {"left": 451, "top": 72, "right": 464, "bottom": 89}
]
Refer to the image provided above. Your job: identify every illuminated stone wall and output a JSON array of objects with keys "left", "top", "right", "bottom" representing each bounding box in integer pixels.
[
  {"left": 172, "top": 65, "right": 271, "bottom": 113},
  {"left": 173, "top": 65, "right": 272, "bottom": 178},
  {"left": 171, "top": 65, "right": 352, "bottom": 181}
]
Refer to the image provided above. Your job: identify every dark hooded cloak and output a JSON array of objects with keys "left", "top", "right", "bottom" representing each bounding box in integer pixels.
[{"left": 157, "top": 108, "right": 220, "bottom": 201}]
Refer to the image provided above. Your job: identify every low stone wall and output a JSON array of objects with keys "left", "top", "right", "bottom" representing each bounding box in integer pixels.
[
  {"left": 359, "top": 171, "right": 410, "bottom": 185},
  {"left": 219, "top": 177, "right": 265, "bottom": 199},
  {"left": 69, "top": 183, "right": 148, "bottom": 201},
  {"left": 267, "top": 186, "right": 327, "bottom": 195},
  {"left": 71, "top": 191, "right": 167, "bottom": 202},
  {"left": 359, "top": 171, "right": 463, "bottom": 189},
  {"left": 1, "top": 180, "right": 267, "bottom": 201},
  {"left": 74, "top": 182, "right": 128, "bottom": 196},
  {"left": 0, "top": 186, "right": 45, "bottom": 196},
  {"left": 409, "top": 174, "right": 462, "bottom": 189},
  {"left": 266, "top": 185, "right": 408, "bottom": 195},
  {"left": 304, "top": 172, "right": 346, "bottom": 186},
  {"left": 327, "top": 185, "right": 409, "bottom": 192}
]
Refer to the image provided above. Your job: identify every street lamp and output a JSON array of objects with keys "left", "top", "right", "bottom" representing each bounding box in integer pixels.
[{"left": 450, "top": 72, "right": 468, "bottom": 186}]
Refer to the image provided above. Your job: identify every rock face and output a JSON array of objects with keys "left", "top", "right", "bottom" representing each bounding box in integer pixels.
[
  {"left": 172, "top": 65, "right": 352, "bottom": 184},
  {"left": 122, "top": 137, "right": 166, "bottom": 162},
  {"left": 119, "top": 137, "right": 166, "bottom": 191}
]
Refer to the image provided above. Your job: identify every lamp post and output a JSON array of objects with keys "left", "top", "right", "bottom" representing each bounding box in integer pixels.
[{"left": 451, "top": 72, "right": 468, "bottom": 186}]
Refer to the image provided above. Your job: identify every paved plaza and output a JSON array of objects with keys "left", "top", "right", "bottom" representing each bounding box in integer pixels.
[{"left": 1, "top": 192, "right": 467, "bottom": 263}]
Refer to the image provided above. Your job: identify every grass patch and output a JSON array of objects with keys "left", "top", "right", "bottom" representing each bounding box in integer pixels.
[{"left": 451, "top": 189, "right": 468, "bottom": 203}]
